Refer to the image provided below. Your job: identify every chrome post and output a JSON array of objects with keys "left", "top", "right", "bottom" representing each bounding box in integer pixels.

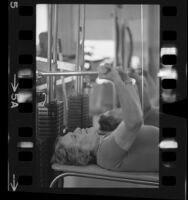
[
  {"left": 75, "top": 5, "right": 81, "bottom": 94},
  {"left": 37, "top": 71, "right": 98, "bottom": 77},
  {"left": 52, "top": 4, "right": 58, "bottom": 100},
  {"left": 47, "top": 4, "right": 53, "bottom": 103},
  {"left": 79, "top": 4, "right": 86, "bottom": 93}
]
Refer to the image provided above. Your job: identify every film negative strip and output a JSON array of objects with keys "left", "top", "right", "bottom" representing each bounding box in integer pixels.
[{"left": 8, "top": 0, "right": 187, "bottom": 199}]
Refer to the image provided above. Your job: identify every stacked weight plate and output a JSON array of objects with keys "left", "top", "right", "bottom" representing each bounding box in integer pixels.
[
  {"left": 36, "top": 100, "right": 64, "bottom": 187},
  {"left": 81, "top": 94, "right": 90, "bottom": 129},
  {"left": 67, "top": 94, "right": 90, "bottom": 132},
  {"left": 89, "top": 115, "right": 93, "bottom": 127},
  {"left": 37, "top": 101, "right": 64, "bottom": 136}
]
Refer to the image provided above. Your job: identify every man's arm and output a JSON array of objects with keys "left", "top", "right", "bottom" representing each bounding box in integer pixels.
[
  {"left": 98, "top": 64, "right": 143, "bottom": 151},
  {"left": 111, "top": 78, "right": 143, "bottom": 150},
  {"left": 102, "top": 70, "right": 159, "bottom": 127}
]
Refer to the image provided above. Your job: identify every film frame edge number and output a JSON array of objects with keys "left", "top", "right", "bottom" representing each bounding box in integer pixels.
[
  {"left": 10, "top": 74, "right": 19, "bottom": 109},
  {"left": 9, "top": 1, "right": 18, "bottom": 9}
]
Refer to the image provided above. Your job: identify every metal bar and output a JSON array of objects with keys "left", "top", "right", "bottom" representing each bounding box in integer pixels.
[
  {"left": 121, "top": 23, "right": 125, "bottom": 69},
  {"left": 52, "top": 5, "right": 68, "bottom": 123},
  {"left": 79, "top": 4, "right": 86, "bottom": 93},
  {"left": 125, "top": 26, "right": 133, "bottom": 71},
  {"left": 75, "top": 5, "right": 81, "bottom": 94},
  {"left": 37, "top": 71, "right": 98, "bottom": 77},
  {"left": 53, "top": 5, "right": 58, "bottom": 63},
  {"left": 61, "top": 76, "right": 68, "bottom": 126},
  {"left": 47, "top": 5, "right": 53, "bottom": 103},
  {"left": 82, "top": 4, "right": 86, "bottom": 69},
  {"left": 119, "top": 6, "right": 124, "bottom": 69},
  {"left": 114, "top": 6, "right": 118, "bottom": 68},
  {"left": 50, "top": 172, "right": 159, "bottom": 188},
  {"left": 141, "top": 4, "right": 144, "bottom": 111},
  {"left": 52, "top": 4, "right": 58, "bottom": 99}
]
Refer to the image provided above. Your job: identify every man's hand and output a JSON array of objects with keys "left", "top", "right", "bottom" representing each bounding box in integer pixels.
[{"left": 97, "top": 62, "right": 122, "bottom": 83}]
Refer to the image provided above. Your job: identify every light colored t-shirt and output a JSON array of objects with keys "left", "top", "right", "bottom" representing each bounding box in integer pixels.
[{"left": 96, "top": 125, "right": 159, "bottom": 172}]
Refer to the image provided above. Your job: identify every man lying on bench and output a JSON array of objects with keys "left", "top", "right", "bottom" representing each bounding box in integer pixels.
[{"left": 51, "top": 63, "right": 159, "bottom": 172}]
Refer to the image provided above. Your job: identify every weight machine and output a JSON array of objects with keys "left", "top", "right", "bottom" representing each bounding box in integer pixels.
[{"left": 36, "top": 4, "right": 158, "bottom": 188}]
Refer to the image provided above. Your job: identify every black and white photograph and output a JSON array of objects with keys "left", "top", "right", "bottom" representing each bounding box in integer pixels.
[
  {"left": 8, "top": 0, "right": 187, "bottom": 198},
  {"left": 36, "top": 4, "right": 160, "bottom": 188}
]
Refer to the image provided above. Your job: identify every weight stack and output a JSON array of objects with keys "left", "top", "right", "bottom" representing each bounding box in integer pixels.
[
  {"left": 67, "top": 94, "right": 90, "bottom": 132},
  {"left": 36, "top": 100, "right": 64, "bottom": 188},
  {"left": 89, "top": 115, "right": 93, "bottom": 127}
]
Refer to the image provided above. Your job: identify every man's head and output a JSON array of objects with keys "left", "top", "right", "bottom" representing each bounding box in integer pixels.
[
  {"left": 51, "top": 127, "right": 99, "bottom": 165},
  {"left": 98, "top": 110, "right": 122, "bottom": 132}
]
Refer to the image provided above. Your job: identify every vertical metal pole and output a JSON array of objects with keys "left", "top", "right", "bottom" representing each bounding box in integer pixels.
[
  {"left": 121, "top": 23, "right": 125, "bottom": 70},
  {"left": 80, "top": 4, "right": 86, "bottom": 93},
  {"left": 75, "top": 5, "right": 81, "bottom": 95},
  {"left": 118, "top": 9, "right": 122, "bottom": 68},
  {"left": 52, "top": 4, "right": 58, "bottom": 100},
  {"left": 112, "top": 6, "right": 118, "bottom": 109},
  {"left": 47, "top": 5, "right": 53, "bottom": 104},
  {"left": 82, "top": 5, "right": 86, "bottom": 68},
  {"left": 61, "top": 75, "right": 68, "bottom": 126},
  {"left": 115, "top": 5, "right": 124, "bottom": 69},
  {"left": 53, "top": 4, "right": 68, "bottom": 125},
  {"left": 114, "top": 6, "right": 118, "bottom": 68},
  {"left": 141, "top": 5, "right": 144, "bottom": 111},
  {"left": 119, "top": 5, "right": 125, "bottom": 69}
]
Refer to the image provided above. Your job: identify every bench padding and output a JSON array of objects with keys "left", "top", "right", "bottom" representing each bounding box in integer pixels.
[{"left": 52, "top": 163, "right": 159, "bottom": 183}]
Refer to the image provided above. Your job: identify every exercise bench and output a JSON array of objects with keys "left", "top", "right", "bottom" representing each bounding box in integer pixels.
[{"left": 50, "top": 163, "right": 159, "bottom": 188}]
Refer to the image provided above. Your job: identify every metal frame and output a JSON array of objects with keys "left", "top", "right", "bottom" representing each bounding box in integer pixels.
[
  {"left": 75, "top": 4, "right": 81, "bottom": 94},
  {"left": 43, "top": 4, "right": 117, "bottom": 106},
  {"left": 75, "top": 5, "right": 86, "bottom": 94},
  {"left": 114, "top": 5, "right": 125, "bottom": 69},
  {"left": 37, "top": 70, "right": 117, "bottom": 109},
  {"left": 50, "top": 171, "right": 159, "bottom": 188},
  {"left": 52, "top": 4, "right": 58, "bottom": 100},
  {"left": 37, "top": 71, "right": 98, "bottom": 77},
  {"left": 47, "top": 4, "right": 53, "bottom": 103}
]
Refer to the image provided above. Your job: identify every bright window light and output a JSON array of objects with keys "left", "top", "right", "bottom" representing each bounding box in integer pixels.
[
  {"left": 36, "top": 5, "right": 48, "bottom": 45},
  {"left": 85, "top": 40, "right": 115, "bottom": 60},
  {"left": 131, "top": 56, "right": 140, "bottom": 69}
]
